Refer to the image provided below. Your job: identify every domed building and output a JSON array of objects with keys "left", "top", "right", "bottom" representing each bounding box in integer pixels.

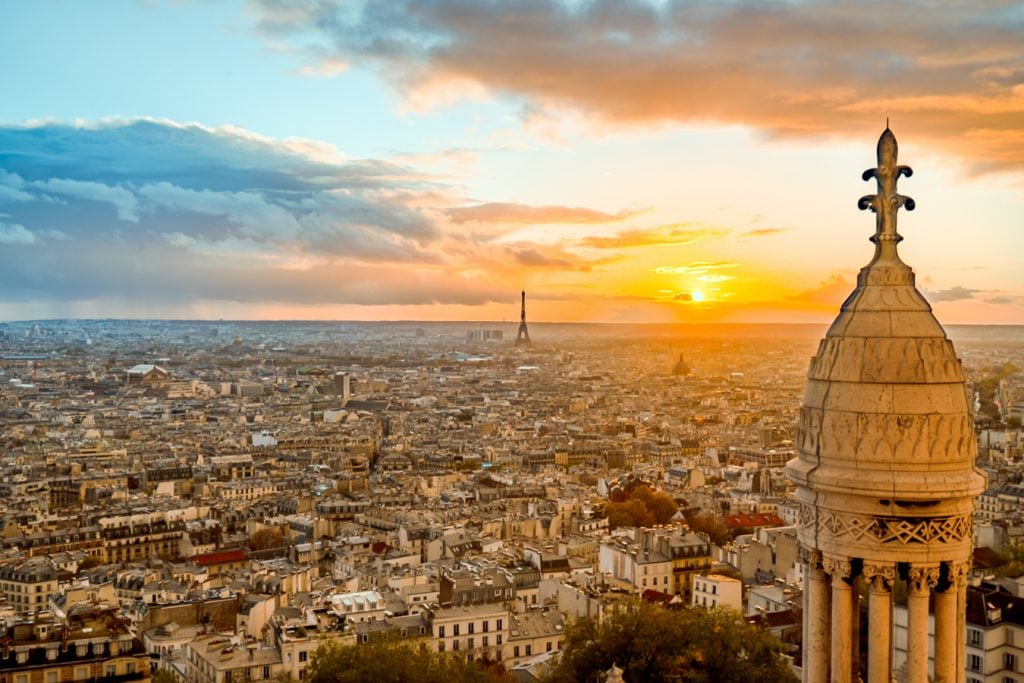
[{"left": 786, "top": 129, "right": 986, "bottom": 683}]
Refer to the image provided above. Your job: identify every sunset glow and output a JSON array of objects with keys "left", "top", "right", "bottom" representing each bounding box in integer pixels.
[{"left": 0, "top": 1, "right": 1021, "bottom": 324}]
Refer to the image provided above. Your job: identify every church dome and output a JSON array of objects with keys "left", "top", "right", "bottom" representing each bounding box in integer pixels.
[{"left": 786, "top": 128, "right": 985, "bottom": 561}]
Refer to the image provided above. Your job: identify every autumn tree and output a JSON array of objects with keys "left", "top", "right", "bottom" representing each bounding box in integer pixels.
[
  {"left": 684, "top": 512, "right": 732, "bottom": 546},
  {"left": 249, "top": 526, "right": 289, "bottom": 551},
  {"left": 545, "top": 600, "right": 797, "bottom": 683},
  {"left": 604, "top": 484, "right": 678, "bottom": 529}
]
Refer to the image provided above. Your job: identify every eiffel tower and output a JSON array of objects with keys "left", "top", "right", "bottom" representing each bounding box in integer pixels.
[{"left": 515, "top": 290, "right": 531, "bottom": 346}]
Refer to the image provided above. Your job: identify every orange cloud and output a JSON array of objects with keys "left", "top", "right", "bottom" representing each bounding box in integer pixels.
[
  {"left": 742, "top": 227, "right": 790, "bottom": 238},
  {"left": 447, "top": 202, "right": 640, "bottom": 225},
  {"left": 578, "top": 223, "right": 726, "bottom": 249},
  {"left": 653, "top": 261, "right": 740, "bottom": 276},
  {"left": 253, "top": 0, "right": 1024, "bottom": 173}
]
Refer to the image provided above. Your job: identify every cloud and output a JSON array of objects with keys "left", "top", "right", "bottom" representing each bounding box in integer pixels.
[
  {"left": 925, "top": 285, "right": 981, "bottom": 302},
  {"left": 0, "top": 171, "right": 33, "bottom": 202},
  {"left": 30, "top": 178, "right": 140, "bottom": 222},
  {"left": 249, "top": 0, "right": 1024, "bottom": 172},
  {"left": 447, "top": 202, "right": 637, "bottom": 225},
  {"left": 578, "top": 224, "right": 725, "bottom": 249},
  {"left": 742, "top": 227, "right": 789, "bottom": 238},
  {"left": 673, "top": 292, "right": 693, "bottom": 301},
  {"left": 0, "top": 118, "right": 512, "bottom": 310},
  {"left": 504, "top": 243, "right": 592, "bottom": 271},
  {"left": 985, "top": 295, "right": 1016, "bottom": 304},
  {"left": 0, "top": 222, "right": 37, "bottom": 245},
  {"left": 653, "top": 261, "right": 740, "bottom": 275},
  {"left": 790, "top": 273, "right": 854, "bottom": 305}
]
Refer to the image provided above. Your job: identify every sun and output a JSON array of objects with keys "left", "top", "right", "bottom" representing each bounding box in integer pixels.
[{"left": 692, "top": 291, "right": 705, "bottom": 302}]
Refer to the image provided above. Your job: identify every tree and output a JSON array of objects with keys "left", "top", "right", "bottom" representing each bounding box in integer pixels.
[
  {"left": 305, "top": 638, "right": 511, "bottom": 683},
  {"left": 152, "top": 671, "right": 178, "bottom": 683},
  {"left": 545, "top": 600, "right": 796, "bottom": 683},
  {"left": 604, "top": 485, "right": 678, "bottom": 529},
  {"left": 685, "top": 513, "right": 731, "bottom": 546},
  {"left": 249, "top": 527, "right": 289, "bottom": 551}
]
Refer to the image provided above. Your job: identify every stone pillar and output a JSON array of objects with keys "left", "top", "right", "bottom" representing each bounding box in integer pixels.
[
  {"left": 952, "top": 561, "right": 970, "bottom": 683},
  {"left": 933, "top": 563, "right": 962, "bottom": 683},
  {"left": 863, "top": 563, "right": 895, "bottom": 683},
  {"left": 907, "top": 565, "right": 940, "bottom": 683},
  {"left": 825, "top": 556, "right": 854, "bottom": 683},
  {"left": 805, "top": 550, "right": 832, "bottom": 683}
]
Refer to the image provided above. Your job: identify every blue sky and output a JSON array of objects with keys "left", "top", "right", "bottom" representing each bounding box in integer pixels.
[{"left": 0, "top": 0, "right": 1021, "bottom": 323}]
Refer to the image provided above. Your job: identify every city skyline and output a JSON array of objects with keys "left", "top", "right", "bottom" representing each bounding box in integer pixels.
[{"left": 1, "top": 0, "right": 1022, "bottom": 324}]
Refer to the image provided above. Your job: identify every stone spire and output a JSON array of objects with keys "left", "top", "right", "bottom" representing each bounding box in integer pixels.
[{"left": 786, "top": 128, "right": 985, "bottom": 683}]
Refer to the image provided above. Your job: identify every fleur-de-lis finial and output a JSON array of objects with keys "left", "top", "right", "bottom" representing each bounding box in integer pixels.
[{"left": 858, "top": 126, "right": 915, "bottom": 260}]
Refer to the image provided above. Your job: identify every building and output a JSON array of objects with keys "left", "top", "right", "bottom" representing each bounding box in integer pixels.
[
  {"left": 125, "top": 364, "right": 168, "bottom": 385},
  {"left": 431, "top": 603, "right": 509, "bottom": 662},
  {"left": 0, "top": 560, "right": 58, "bottom": 613},
  {"left": 692, "top": 574, "right": 742, "bottom": 610},
  {"left": 786, "top": 129, "right": 986, "bottom": 682},
  {"left": 892, "top": 582, "right": 1024, "bottom": 683},
  {"left": 0, "top": 607, "right": 151, "bottom": 683}
]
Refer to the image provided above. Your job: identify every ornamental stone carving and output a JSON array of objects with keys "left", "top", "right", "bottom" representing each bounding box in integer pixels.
[
  {"left": 907, "top": 566, "right": 940, "bottom": 593},
  {"left": 947, "top": 560, "right": 971, "bottom": 588},
  {"left": 862, "top": 563, "right": 896, "bottom": 591},
  {"left": 798, "top": 504, "right": 972, "bottom": 545},
  {"left": 822, "top": 556, "right": 853, "bottom": 582}
]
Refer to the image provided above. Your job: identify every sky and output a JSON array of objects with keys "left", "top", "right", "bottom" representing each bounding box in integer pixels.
[{"left": 0, "top": 0, "right": 1022, "bottom": 324}]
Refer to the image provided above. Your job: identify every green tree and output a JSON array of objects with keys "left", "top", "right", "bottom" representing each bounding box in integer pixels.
[
  {"left": 305, "top": 638, "right": 510, "bottom": 683},
  {"left": 545, "top": 600, "right": 797, "bottom": 683}
]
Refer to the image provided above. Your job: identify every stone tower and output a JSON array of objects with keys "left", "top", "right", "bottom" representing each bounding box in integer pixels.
[
  {"left": 786, "top": 129, "right": 985, "bottom": 683},
  {"left": 516, "top": 290, "right": 531, "bottom": 346}
]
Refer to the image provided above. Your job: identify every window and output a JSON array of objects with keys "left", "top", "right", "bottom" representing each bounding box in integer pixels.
[
  {"left": 968, "top": 629, "right": 983, "bottom": 646},
  {"left": 438, "top": 642, "right": 445, "bottom": 653},
  {"left": 968, "top": 654, "right": 982, "bottom": 672},
  {"left": 47, "top": 673, "right": 58, "bottom": 683},
  {"left": 496, "top": 634, "right": 502, "bottom": 646},
  {"left": 547, "top": 641, "right": 553, "bottom": 652},
  {"left": 1005, "top": 653, "right": 1017, "bottom": 672},
  {"left": 439, "top": 625, "right": 445, "bottom": 638},
  {"left": 526, "top": 645, "right": 532, "bottom": 656},
  {"left": 483, "top": 636, "right": 489, "bottom": 647},
  {"left": 300, "top": 650, "right": 308, "bottom": 663},
  {"left": 483, "top": 620, "right": 489, "bottom": 633},
  {"left": 106, "top": 665, "right": 117, "bottom": 678},
  {"left": 264, "top": 666, "right": 271, "bottom": 678},
  {"left": 453, "top": 640, "right": 459, "bottom": 651},
  {"left": 497, "top": 619, "right": 503, "bottom": 630},
  {"left": 468, "top": 637, "right": 474, "bottom": 649},
  {"left": 514, "top": 646, "right": 520, "bottom": 658},
  {"left": 468, "top": 622, "right": 474, "bottom": 634},
  {"left": 454, "top": 624, "right": 460, "bottom": 636}
]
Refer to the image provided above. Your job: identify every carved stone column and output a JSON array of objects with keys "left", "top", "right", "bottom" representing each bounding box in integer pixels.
[
  {"left": 952, "top": 561, "right": 970, "bottom": 683},
  {"left": 863, "top": 562, "right": 896, "bottom": 683},
  {"left": 805, "top": 550, "right": 831, "bottom": 683},
  {"left": 907, "top": 565, "right": 940, "bottom": 683},
  {"left": 933, "top": 561, "right": 968, "bottom": 683},
  {"left": 825, "top": 556, "right": 854, "bottom": 683}
]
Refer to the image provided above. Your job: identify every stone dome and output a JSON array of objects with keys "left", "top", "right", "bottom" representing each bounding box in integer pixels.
[{"left": 786, "top": 128, "right": 985, "bottom": 562}]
